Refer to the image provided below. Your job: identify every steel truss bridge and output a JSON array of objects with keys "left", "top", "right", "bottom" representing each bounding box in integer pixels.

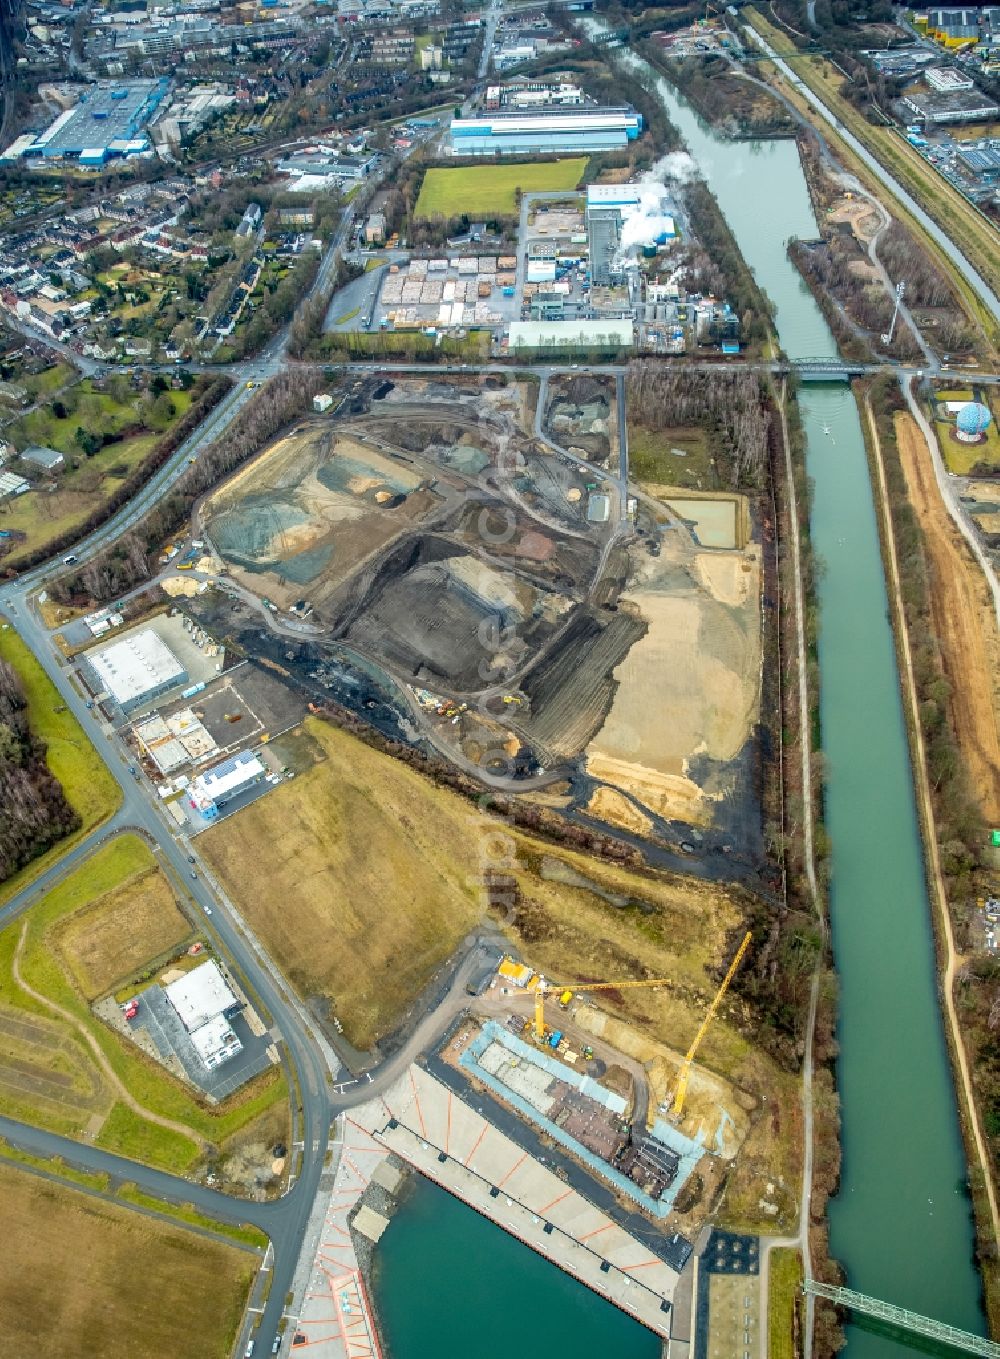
[{"left": 804, "top": 1280, "right": 1000, "bottom": 1357}]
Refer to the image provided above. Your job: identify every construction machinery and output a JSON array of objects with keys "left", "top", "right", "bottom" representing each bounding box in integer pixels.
[
  {"left": 531, "top": 929, "right": 753, "bottom": 1118},
  {"left": 533, "top": 975, "right": 674, "bottom": 1041},
  {"left": 670, "top": 930, "right": 752, "bottom": 1118}
]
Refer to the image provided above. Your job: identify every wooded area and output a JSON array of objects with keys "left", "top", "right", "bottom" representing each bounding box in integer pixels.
[
  {"left": 626, "top": 363, "right": 772, "bottom": 487},
  {"left": 0, "top": 659, "right": 78, "bottom": 884}
]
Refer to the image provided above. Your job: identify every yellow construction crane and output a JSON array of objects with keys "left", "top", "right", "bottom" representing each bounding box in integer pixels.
[
  {"left": 533, "top": 975, "right": 673, "bottom": 1042},
  {"left": 670, "top": 930, "right": 752, "bottom": 1119}
]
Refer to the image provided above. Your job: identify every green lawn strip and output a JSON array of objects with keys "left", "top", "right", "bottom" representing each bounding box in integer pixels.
[
  {"left": 96, "top": 1102, "right": 201, "bottom": 1175},
  {"left": 767, "top": 1247, "right": 802, "bottom": 1359},
  {"left": 334, "top": 307, "right": 362, "bottom": 326},
  {"left": 0, "top": 1138, "right": 110, "bottom": 1192},
  {"left": 2, "top": 835, "right": 288, "bottom": 1169},
  {"left": 116, "top": 1182, "right": 269, "bottom": 1249},
  {"left": 415, "top": 159, "right": 588, "bottom": 218},
  {"left": 0, "top": 625, "right": 121, "bottom": 907},
  {"left": 20, "top": 364, "right": 74, "bottom": 399}
]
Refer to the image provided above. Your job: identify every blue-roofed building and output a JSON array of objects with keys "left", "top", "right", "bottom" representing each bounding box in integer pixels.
[
  {"left": 449, "top": 105, "right": 641, "bottom": 156},
  {"left": 23, "top": 79, "right": 170, "bottom": 165}
]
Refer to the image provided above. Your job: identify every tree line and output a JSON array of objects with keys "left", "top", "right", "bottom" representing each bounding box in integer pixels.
[
  {"left": 1, "top": 376, "right": 232, "bottom": 578},
  {"left": 51, "top": 370, "right": 326, "bottom": 607},
  {"left": 0, "top": 660, "right": 79, "bottom": 885},
  {"left": 626, "top": 362, "right": 772, "bottom": 487}
]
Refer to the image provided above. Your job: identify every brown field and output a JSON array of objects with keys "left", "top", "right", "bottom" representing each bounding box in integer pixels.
[
  {"left": 0, "top": 1161, "right": 254, "bottom": 1359},
  {"left": 200, "top": 718, "right": 485, "bottom": 1049},
  {"left": 202, "top": 719, "right": 745, "bottom": 1052},
  {"left": 895, "top": 412, "right": 1000, "bottom": 820},
  {"left": 57, "top": 865, "right": 192, "bottom": 1000}
]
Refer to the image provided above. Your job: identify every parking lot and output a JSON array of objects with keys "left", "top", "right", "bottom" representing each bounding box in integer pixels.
[{"left": 137, "top": 983, "right": 276, "bottom": 1102}]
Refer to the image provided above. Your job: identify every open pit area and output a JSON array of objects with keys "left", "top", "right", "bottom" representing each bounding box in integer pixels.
[
  {"left": 584, "top": 515, "right": 761, "bottom": 839},
  {"left": 544, "top": 373, "right": 617, "bottom": 467},
  {"left": 195, "top": 375, "right": 767, "bottom": 871}
]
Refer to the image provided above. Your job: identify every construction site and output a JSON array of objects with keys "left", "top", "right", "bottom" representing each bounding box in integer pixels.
[{"left": 194, "top": 374, "right": 767, "bottom": 880}]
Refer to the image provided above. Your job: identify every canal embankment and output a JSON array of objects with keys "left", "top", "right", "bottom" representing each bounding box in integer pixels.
[
  {"left": 600, "top": 33, "right": 988, "bottom": 1356},
  {"left": 860, "top": 378, "right": 1000, "bottom": 1327}
]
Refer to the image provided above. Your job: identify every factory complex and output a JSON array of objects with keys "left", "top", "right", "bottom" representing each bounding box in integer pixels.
[
  {"left": 449, "top": 104, "right": 641, "bottom": 156},
  {"left": 3, "top": 78, "right": 170, "bottom": 165}
]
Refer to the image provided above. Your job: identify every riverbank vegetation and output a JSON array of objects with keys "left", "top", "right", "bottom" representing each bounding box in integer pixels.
[
  {"left": 682, "top": 179, "right": 776, "bottom": 353},
  {"left": 640, "top": 43, "right": 796, "bottom": 138},
  {"left": 791, "top": 134, "right": 983, "bottom": 365},
  {"left": 863, "top": 374, "right": 1000, "bottom": 1324},
  {"left": 745, "top": 8, "right": 1000, "bottom": 347},
  {"left": 0, "top": 625, "right": 119, "bottom": 904}
]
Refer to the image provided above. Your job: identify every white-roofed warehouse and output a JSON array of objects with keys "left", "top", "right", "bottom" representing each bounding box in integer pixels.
[
  {"left": 87, "top": 627, "right": 187, "bottom": 714},
  {"left": 165, "top": 960, "right": 239, "bottom": 1033}
]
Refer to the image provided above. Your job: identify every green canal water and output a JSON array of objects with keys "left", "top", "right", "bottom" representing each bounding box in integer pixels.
[
  {"left": 376, "top": 1176, "right": 661, "bottom": 1356},
  {"left": 373, "top": 50, "right": 986, "bottom": 1359}
]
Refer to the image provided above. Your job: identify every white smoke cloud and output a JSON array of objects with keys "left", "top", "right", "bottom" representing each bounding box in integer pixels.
[{"left": 613, "top": 151, "right": 699, "bottom": 263}]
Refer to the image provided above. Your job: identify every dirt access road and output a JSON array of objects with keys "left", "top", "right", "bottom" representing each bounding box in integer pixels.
[{"left": 895, "top": 411, "right": 1000, "bottom": 822}]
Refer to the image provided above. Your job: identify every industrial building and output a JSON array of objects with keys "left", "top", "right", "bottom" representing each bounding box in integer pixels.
[
  {"left": 508, "top": 319, "right": 634, "bottom": 351},
  {"left": 449, "top": 105, "right": 641, "bottom": 156},
  {"left": 164, "top": 961, "right": 242, "bottom": 1071},
  {"left": 187, "top": 749, "right": 266, "bottom": 820},
  {"left": 903, "top": 86, "right": 1000, "bottom": 122},
  {"left": 586, "top": 184, "right": 676, "bottom": 286},
  {"left": 87, "top": 628, "right": 187, "bottom": 715},
  {"left": 20, "top": 79, "right": 170, "bottom": 165}
]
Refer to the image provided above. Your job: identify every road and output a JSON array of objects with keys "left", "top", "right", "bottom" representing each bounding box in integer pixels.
[
  {"left": 744, "top": 25, "right": 1000, "bottom": 324},
  {"left": 0, "top": 589, "right": 334, "bottom": 1356}
]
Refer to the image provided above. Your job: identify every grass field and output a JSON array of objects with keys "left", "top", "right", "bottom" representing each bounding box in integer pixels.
[
  {"left": 767, "top": 1247, "right": 802, "bottom": 1359},
  {"left": 0, "top": 834, "right": 287, "bottom": 1174},
  {"left": 627, "top": 423, "right": 714, "bottom": 490},
  {"left": 0, "top": 1161, "right": 255, "bottom": 1359},
  {"left": 0, "top": 624, "right": 120, "bottom": 904},
  {"left": 57, "top": 864, "right": 191, "bottom": 1001},
  {"left": 415, "top": 159, "right": 588, "bottom": 218},
  {"left": 932, "top": 390, "right": 1000, "bottom": 474},
  {"left": 0, "top": 383, "right": 196, "bottom": 566},
  {"left": 747, "top": 9, "right": 1000, "bottom": 348},
  {"left": 203, "top": 720, "right": 744, "bottom": 1060}
]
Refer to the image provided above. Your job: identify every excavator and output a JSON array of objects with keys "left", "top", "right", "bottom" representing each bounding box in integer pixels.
[{"left": 531, "top": 928, "right": 753, "bottom": 1121}]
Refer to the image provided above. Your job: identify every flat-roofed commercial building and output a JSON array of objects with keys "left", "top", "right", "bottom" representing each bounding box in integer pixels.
[
  {"left": 449, "top": 105, "right": 641, "bottom": 156},
  {"left": 164, "top": 961, "right": 243, "bottom": 1072},
  {"left": 508, "top": 318, "right": 634, "bottom": 351},
  {"left": 22, "top": 79, "right": 170, "bottom": 165},
  {"left": 87, "top": 628, "right": 187, "bottom": 715}
]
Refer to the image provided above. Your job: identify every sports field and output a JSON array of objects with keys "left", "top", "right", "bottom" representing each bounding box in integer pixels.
[
  {"left": 415, "top": 159, "right": 588, "bottom": 218},
  {"left": 0, "top": 1160, "right": 255, "bottom": 1359}
]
